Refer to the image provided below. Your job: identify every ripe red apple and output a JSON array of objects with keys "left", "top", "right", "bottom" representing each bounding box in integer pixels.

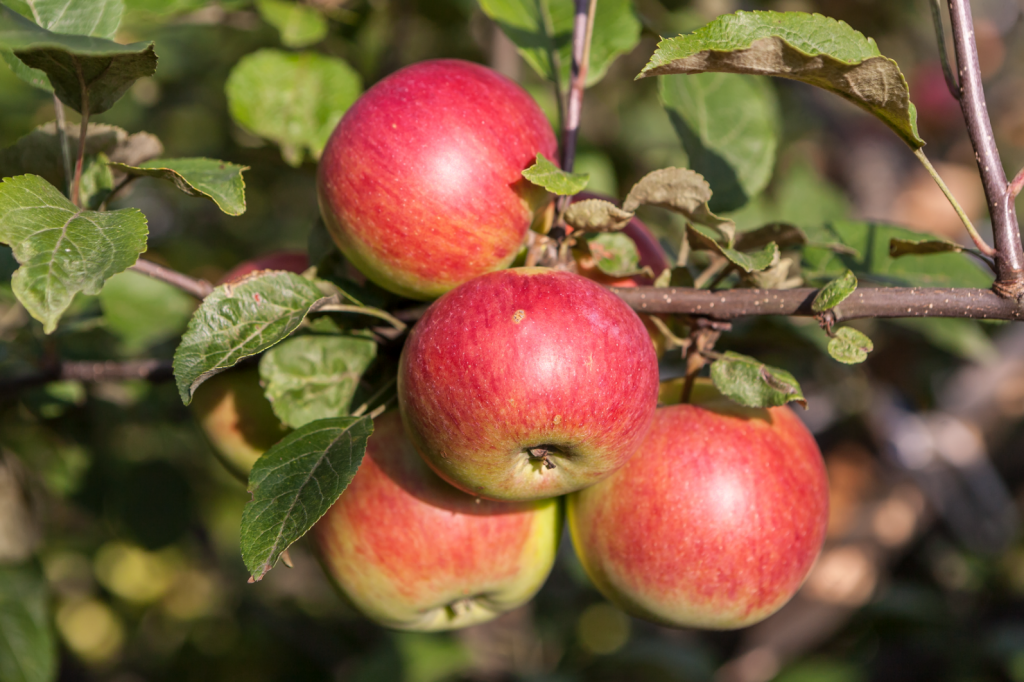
[
  {"left": 317, "top": 59, "right": 558, "bottom": 301},
  {"left": 191, "top": 252, "right": 307, "bottom": 480},
  {"left": 312, "top": 411, "right": 561, "bottom": 631},
  {"left": 568, "top": 381, "right": 829, "bottom": 629},
  {"left": 397, "top": 267, "right": 660, "bottom": 502}
]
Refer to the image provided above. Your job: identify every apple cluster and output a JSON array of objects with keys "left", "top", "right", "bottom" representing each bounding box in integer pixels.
[{"left": 195, "top": 59, "right": 829, "bottom": 634}]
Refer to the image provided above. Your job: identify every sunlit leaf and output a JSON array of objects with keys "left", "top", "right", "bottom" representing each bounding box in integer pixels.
[
  {"left": 241, "top": 416, "right": 373, "bottom": 581},
  {"left": 522, "top": 153, "right": 587, "bottom": 195},
  {"left": 812, "top": 269, "right": 857, "bottom": 312},
  {"left": 710, "top": 351, "right": 806, "bottom": 408},
  {"left": 255, "top": 0, "right": 328, "bottom": 48},
  {"left": 827, "top": 326, "right": 873, "bottom": 364},
  {"left": 640, "top": 10, "right": 923, "bottom": 149},
  {"left": 0, "top": 174, "right": 148, "bottom": 333},
  {"left": 108, "top": 158, "right": 248, "bottom": 216}
]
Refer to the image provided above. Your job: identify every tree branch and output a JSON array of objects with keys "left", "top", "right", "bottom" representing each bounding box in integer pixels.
[
  {"left": 0, "top": 359, "right": 174, "bottom": 395},
  {"left": 614, "top": 286, "right": 1024, "bottom": 321},
  {"left": 947, "top": 0, "right": 1024, "bottom": 296},
  {"left": 130, "top": 258, "right": 214, "bottom": 299}
]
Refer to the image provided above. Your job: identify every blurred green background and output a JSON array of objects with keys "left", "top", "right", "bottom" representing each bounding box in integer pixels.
[{"left": 4, "top": 0, "right": 1024, "bottom": 681}]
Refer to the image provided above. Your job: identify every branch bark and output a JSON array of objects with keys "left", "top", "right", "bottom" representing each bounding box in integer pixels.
[
  {"left": 614, "top": 286, "right": 1024, "bottom": 321},
  {"left": 947, "top": 0, "right": 1024, "bottom": 296}
]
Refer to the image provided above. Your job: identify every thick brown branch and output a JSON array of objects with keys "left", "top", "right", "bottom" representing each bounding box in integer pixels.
[
  {"left": 947, "top": 0, "right": 1024, "bottom": 295},
  {"left": 0, "top": 359, "right": 173, "bottom": 395},
  {"left": 614, "top": 286, "right": 1024, "bottom": 321},
  {"left": 130, "top": 258, "right": 214, "bottom": 299}
]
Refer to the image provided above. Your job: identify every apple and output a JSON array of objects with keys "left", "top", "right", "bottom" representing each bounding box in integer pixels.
[
  {"left": 191, "top": 252, "right": 307, "bottom": 481},
  {"left": 311, "top": 410, "right": 561, "bottom": 631},
  {"left": 317, "top": 59, "right": 558, "bottom": 301},
  {"left": 567, "top": 380, "right": 829, "bottom": 630},
  {"left": 397, "top": 267, "right": 660, "bottom": 502}
]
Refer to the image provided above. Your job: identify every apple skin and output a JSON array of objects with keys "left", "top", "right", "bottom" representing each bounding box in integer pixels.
[
  {"left": 567, "top": 381, "right": 829, "bottom": 630},
  {"left": 317, "top": 59, "right": 558, "bottom": 301},
  {"left": 397, "top": 267, "right": 660, "bottom": 502},
  {"left": 191, "top": 252, "right": 307, "bottom": 481},
  {"left": 311, "top": 411, "right": 562, "bottom": 631}
]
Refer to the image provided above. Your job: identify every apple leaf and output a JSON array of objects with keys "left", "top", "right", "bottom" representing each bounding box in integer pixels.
[
  {"left": 811, "top": 269, "right": 857, "bottom": 313},
  {"left": 802, "top": 221, "right": 992, "bottom": 288},
  {"left": 173, "top": 271, "right": 329, "bottom": 406},
  {"left": 710, "top": 351, "right": 806, "bottom": 409},
  {"left": 0, "top": 6, "right": 157, "bottom": 115},
  {"left": 78, "top": 152, "right": 113, "bottom": 209},
  {"left": 586, "top": 232, "right": 651, "bottom": 278},
  {"left": 622, "top": 167, "right": 734, "bottom": 242},
  {"left": 660, "top": 72, "right": 779, "bottom": 212},
  {"left": 258, "top": 334, "right": 377, "bottom": 429},
  {"left": 888, "top": 237, "right": 971, "bottom": 258},
  {"left": 734, "top": 223, "right": 806, "bottom": 251},
  {"left": 827, "top": 326, "right": 873, "bottom": 364},
  {"left": 0, "top": 122, "right": 163, "bottom": 192},
  {"left": 687, "top": 223, "right": 779, "bottom": 273},
  {"left": 108, "top": 158, "right": 249, "bottom": 216},
  {"left": 522, "top": 153, "right": 588, "bottom": 195},
  {"left": 255, "top": 0, "right": 328, "bottom": 49},
  {"left": 99, "top": 270, "right": 195, "bottom": 354},
  {"left": 564, "top": 198, "right": 633, "bottom": 232},
  {"left": 0, "top": 564, "right": 57, "bottom": 682},
  {"left": 639, "top": 10, "right": 924, "bottom": 149},
  {"left": 225, "top": 48, "right": 362, "bottom": 167},
  {"left": 478, "top": 0, "right": 641, "bottom": 89},
  {"left": 0, "top": 174, "right": 148, "bottom": 333},
  {"left": 4, "top": 0, "right": 124, "bottom": 39},
  {"left": 241, "top": 415, "right": 373, "bottom": 581}
]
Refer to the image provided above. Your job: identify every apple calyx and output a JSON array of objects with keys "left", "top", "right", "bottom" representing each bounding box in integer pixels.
[{"left": 527, "top": 446, "right": 558, "bottom": 470}]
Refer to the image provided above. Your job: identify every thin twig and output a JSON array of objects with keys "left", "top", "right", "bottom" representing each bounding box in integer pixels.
[
  {"left": 53, "top": 96, "right": 73, "bottom": 197},
  {"left": 70, "top": 61, "right": 89, "bottom": 208},
  {"left": 0, "top": 359, "right": 173, "bottom": 395},
  {"left": 930, "top": 0, "right": 960, "bottom": 100},
  {"left": 947, "top": 0, "right": 1024, "bottom": 295},
  {"left": 312, "top": 300, "right": 407, "bottom": 332},
  {"left": 1009, "top": 166, "right": 1024, "bottom": 199},
  {"left": 130, "top": 258, "right": 214, "bottom": 299},
  {"left": 614, "top": 286, "right": 1024, "bottom": 321},
  {"left": 913, "top": 148, "right": 995, "bottom": 257}
]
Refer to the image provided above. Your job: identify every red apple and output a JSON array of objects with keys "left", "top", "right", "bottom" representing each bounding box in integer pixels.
[
  {"left": 312, "top": 411, "right": 561, "bottom": 631},
  {"left": 568, "top": 381, "right": 829, "bottom": 629},
  {"left": 191, "top": 252, "right": 307, "bottom": 481},
  {"left": 317, "top": 59, "right": 558, "bottom": 301},
  {"left": 397, "top": 267, "right": 660, "bottom": 502}
]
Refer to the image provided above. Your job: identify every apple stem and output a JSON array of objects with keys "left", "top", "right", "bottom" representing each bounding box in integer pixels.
[{"left": 528, "top": 447, "right": 558, "bottom": 470}]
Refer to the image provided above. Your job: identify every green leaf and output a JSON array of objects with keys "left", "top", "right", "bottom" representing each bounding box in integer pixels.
[
  {"left": 0, "top": 6, "right": 157, "bottom": 114},
  {"left": 521, "top": 153, "right": 587, "bottom": 195},
  {"left": 5, "top": 0, "right": 124, "bottom": 39},
  {"left": 108, "top": 158, "right": 248, "bottom": 216},
  {"left": 802, "top": 221, "right": 992, "bottom": 288},
  {"left": 0, "top": 564, "right": 56, "bottom": 682},
  {"left": 812, "top": 269, "right": 857, "bottom": 312},
  {"left": 710, "top": 351, "right": 806, "bottom": 408},
  {"left": 622, "top": 167, "right": 734, "bottom": 241},
  {"left": 0, "top": 174, "right": 148, "bottom": 333},
  {"left": 99, "top": 269, "right": 195, "bottom": 353},
  {"left": 586, "top": 231, "right": 650, "bottom": 278},
  {"left": 686, "top": 223, "right": 779, "bottom": 273},
  {"left": 659, "top": 72, "right": 779, "bottom": 212},
  {"left": 0, "top": 122, "right": 163, "bottom": 191},
  {"left": 255, "top": 0, "right": 328, "bottom": 49},
  {"left": 241, "top": 416, "right": 373, "bottom": 581},
  {"left": 827, "top": 326, "right": 873, "bottom": 364},
  {"left": 173, "top": 271, "right": 328, "bottom": 405},
  {"left": 258, "top": 334, "right": 377, "bottom": 429},
  {"left": 888, "top": 237, "right": 970, "bottom": 258},
  {"left": 78, "top": 151, "right": 113, "bottom": 209},
  {"left": 478, "top": 0, "right": 641, "bottom": 89},
  {"left": 733, "top": 223, "right": 806, "bottom": 251},
  {"left": 225, "top": 48, "right": 362, "bottom": 167},
  {"left": 564, "top": 198, "right": 633, "bottom": 232},
  {"left": 0, "top": 422, "right": 89, "bottom": 497},
  {"left": 640, "top": 10, "right": 924, "bottom": 149}
]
